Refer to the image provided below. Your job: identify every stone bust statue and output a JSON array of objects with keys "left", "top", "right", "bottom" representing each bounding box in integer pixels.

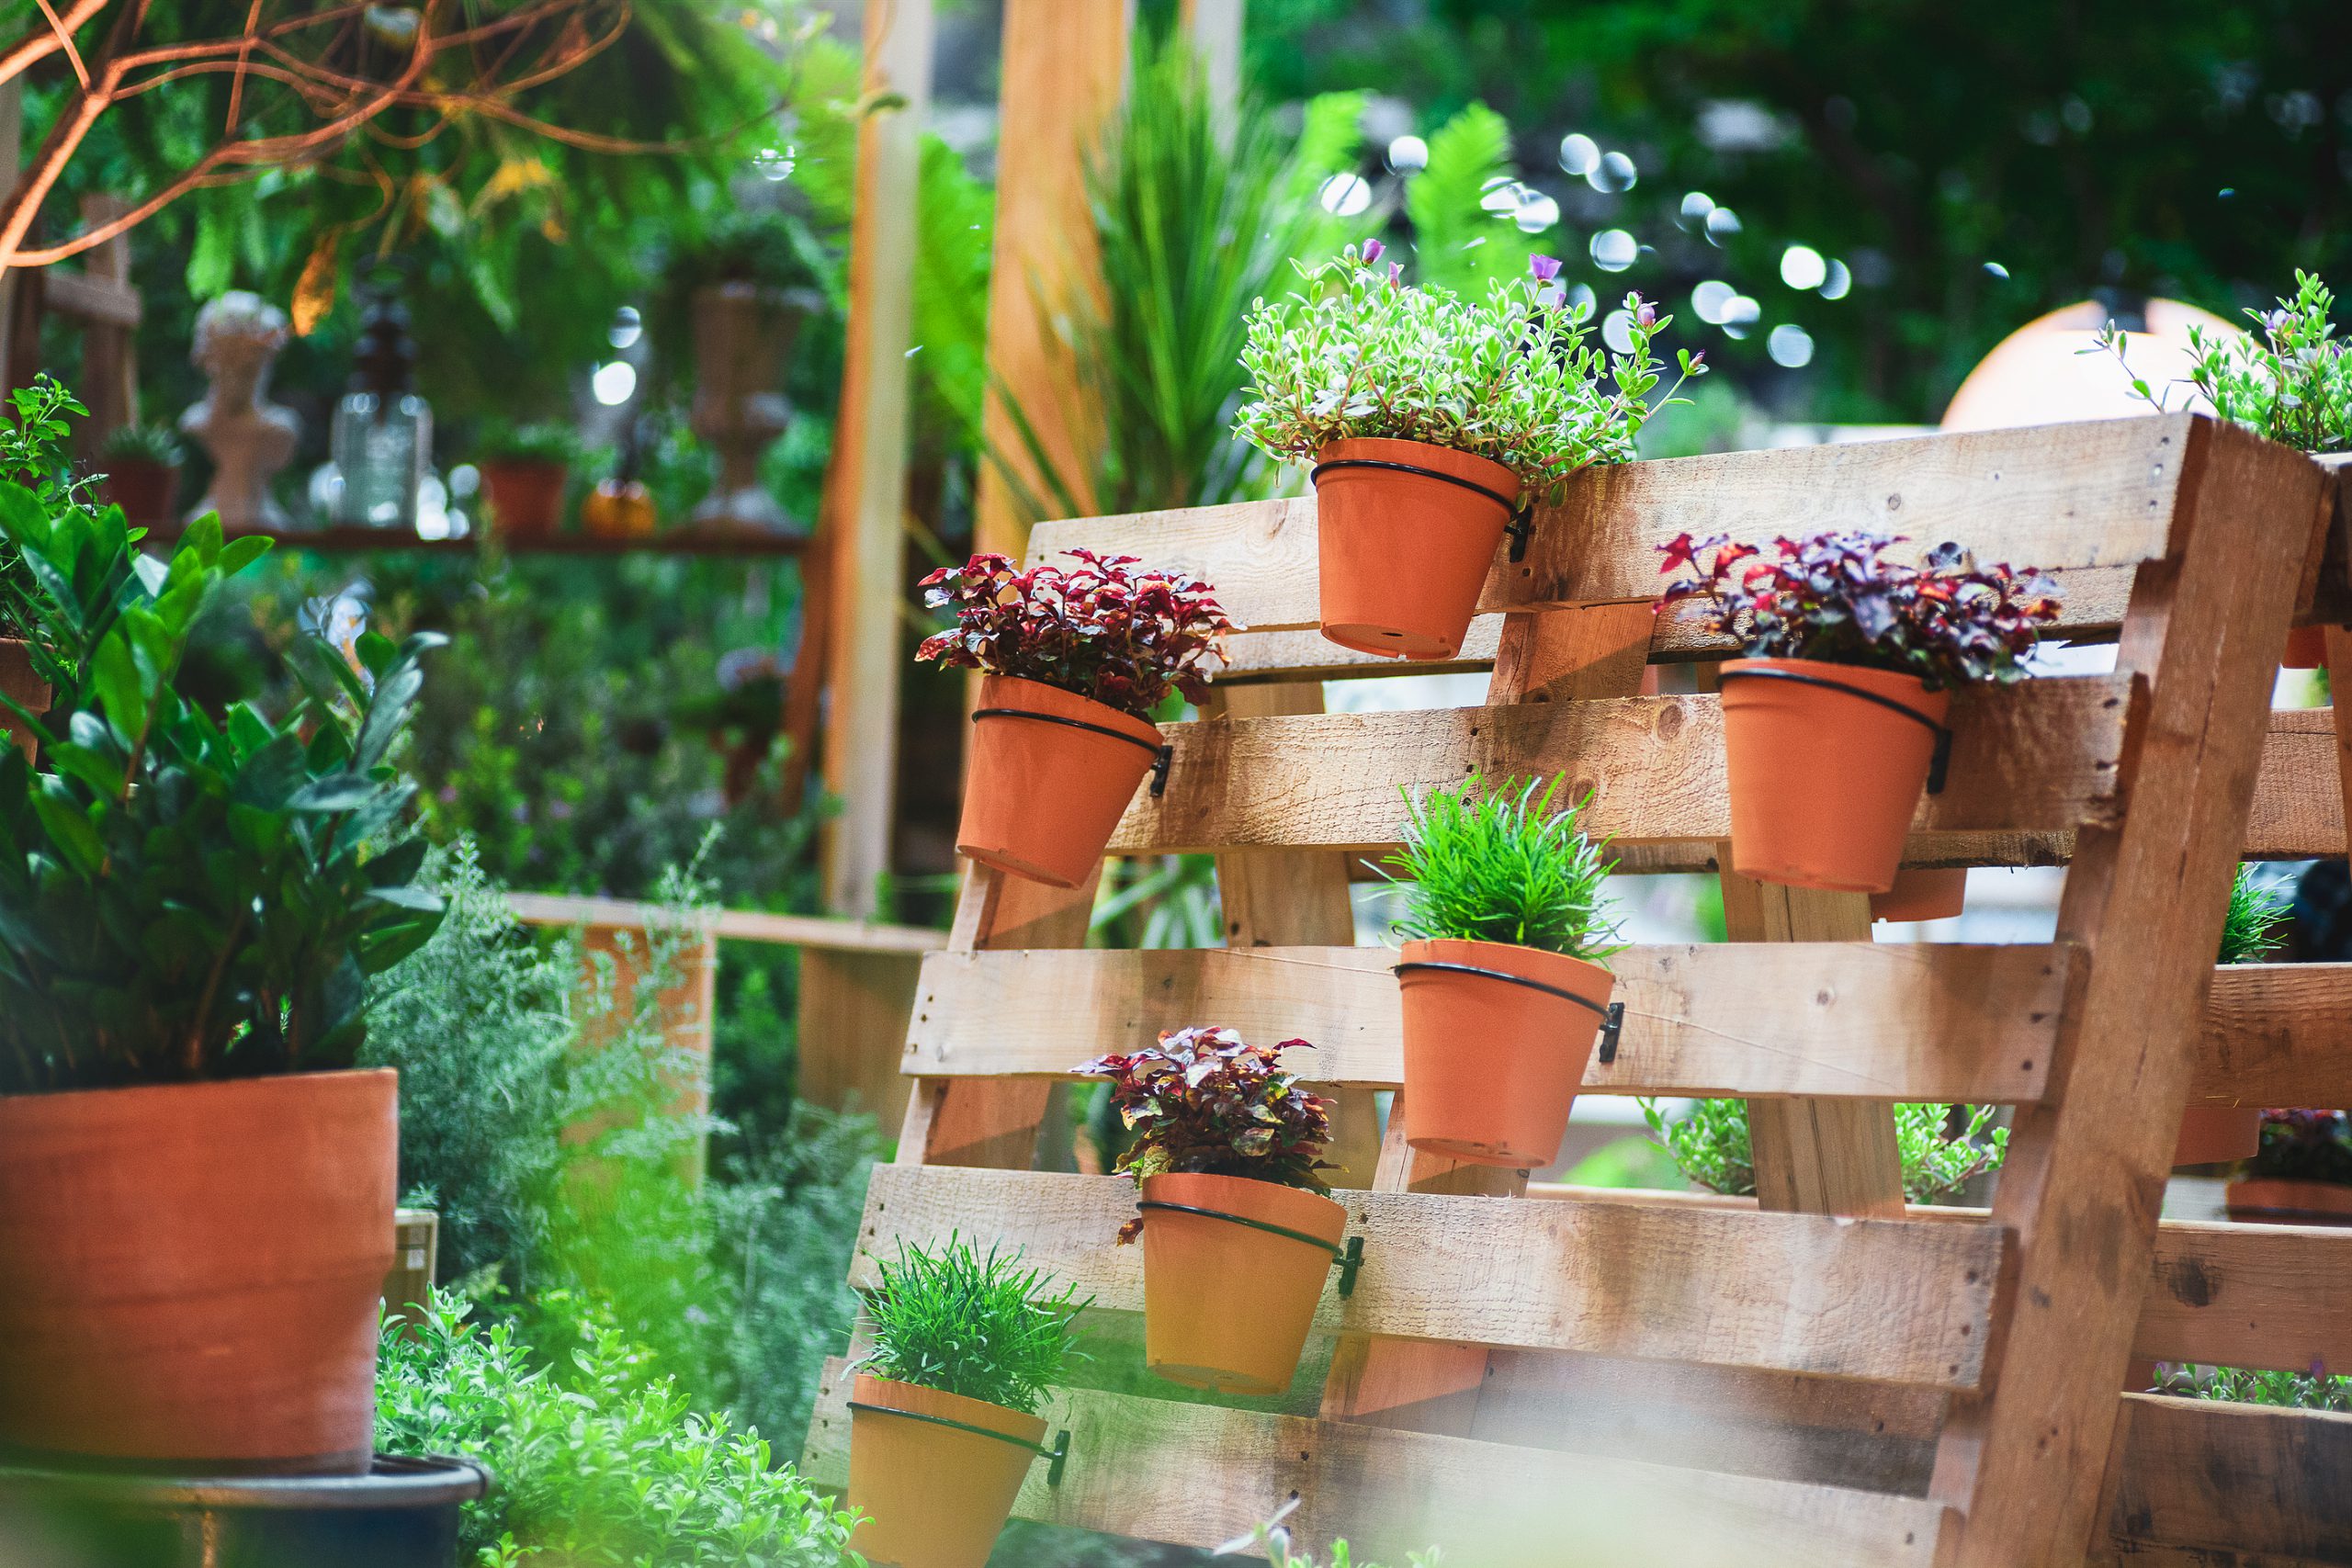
[{"left": 181, "top": 292, "right": 299, "bottom": 531}]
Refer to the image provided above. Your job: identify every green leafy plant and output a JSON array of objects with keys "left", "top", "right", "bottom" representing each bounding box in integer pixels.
[
  {"left": 1236, "top": 243, "right": 1702, "bottom": 502},
  {"left": 1383, "top": 773, "right": 1623, "bottom": 959},
  {"left": 0, "top": 485, "right": 446, "bottom": 1092},
  {"left": 0, "top": 377, "right": 96, "bottom": 641},
  {"left": 378, "top": 1287, "right": 858, "bottom": 1568},
  {"left": 2092, "top": 272, "right": 2351, "bottom": 455},
  {"left": 2155, "top": 1361, "right": 2352, "bottom": 1413},
  {"left": 855, "top": 1236, "right": 1089, "bottom": 1416},
  {"left": 1642, "top": 1100, "right": 2008, "bottom": 1206},
  {"left": 1406, "top": 101, "right": 1550, "bottom": 299},
  {"left": 97, "top": 423, "right": 187, "bottom": 468},
  {"left": 477, "top": 423, "right": 583, "bottom": 468},
  {"left": 2220, "top": 863, "right": 2291, "bottom": 964}
]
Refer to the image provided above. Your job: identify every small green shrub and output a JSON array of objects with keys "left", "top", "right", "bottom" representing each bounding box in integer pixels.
[
  {"left": 856, "top": 1237, "right": 1089, "bottom": 1416},
  {"left": 377, "top": 1288, "right": 858, "bottom": 1568},
  {"left": 0, "top": 378, "right": 95, "bottom": 641},
  {"left": 1383, "top": 773, "right": 1622, "bottom": 960},
  {"left": 1642, "top": 1100, "right": 2008, "bottom": 1207},
  {"left": 2155, "top": 1361, "right": 2352, "bottom": 1412},
  {"left": 2093, "top": 271, "right": 2350, "bottom": 455}
]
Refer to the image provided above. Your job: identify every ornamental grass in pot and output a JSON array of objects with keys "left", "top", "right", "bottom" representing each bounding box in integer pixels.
[
  {"left": 918, "top": 549, "right": 1231, "bottom": 888},
  {"left": 2176, "top": 867, "right": 2291, "bottom": 1168},
  {"left": 1658, "top": 528, "right": 2063, "bottom": 894},
  {"left": 2227, "top": 1111, "right": 2352, "bottom": 1224},
  {"left": 848, "top": 1238, "right": 1086, "bottom": 1568},
  {"left": 0, "top": 483, "right": 445, "bottom": 1473},
  {"left": 474, "top": 422, "right": 579, "bottom": 540},
  {"left": 1236, "top": 242, "right": 1701, "bottom": 660},
  {"left": 96, "top": 422, "right": 187, "bottom": 526},
  {"left": 1079, "top": 1028, "right": 1343, "bottom": 1395},
  {"left": 1384, "top": 773, "right": 1623, "bottom": 1168}
]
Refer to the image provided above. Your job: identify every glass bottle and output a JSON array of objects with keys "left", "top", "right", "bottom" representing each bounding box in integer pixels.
[{"left": 330, "top": 276, "right": 432, "bottom": 530}]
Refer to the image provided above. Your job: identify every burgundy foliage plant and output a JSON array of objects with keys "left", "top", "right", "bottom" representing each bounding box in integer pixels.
[
  {"left": 2251, "top": 1110, "right": 2352, "bottom": 1186},
  {"left": 1078, "top": 1026, "right": 1335, "bottom": 1241},
  {"left": 915, "top": 548, "right": 1234, "bottom": 718},
  {"left": 1657, "top": 528, "right": 2063, "bottom": 691}
]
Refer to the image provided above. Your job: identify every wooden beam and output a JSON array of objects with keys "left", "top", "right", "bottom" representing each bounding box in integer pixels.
[
  {"left": 800, "top": 1359, "right": 1956, "bottom": 1567},
  {"left": 900, "top": 942, "right": 2076, "bottom": 1103},
  {"left": 506, "top": 891, "right": 943, "bottom": 954},
  {"left": 850, "top": 1165, "right": 2007, "bottom": 1389},
  {"left": 2199, "top": 964, "right": 2352, "bottom": 1109},
  {"left": 795, "top": 945, "right": 924, "bottom": 1126}
]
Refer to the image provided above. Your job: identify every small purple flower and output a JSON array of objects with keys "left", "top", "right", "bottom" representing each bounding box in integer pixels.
[
  {"left": 1636, "top": 299, "right": 1657, "bottom": 329},
  {"left": 1388, "top": 263, "right": 1406, "bottom": 288},
  {"left": 1361, "top": 238, "right": 1385, "bottom": 265},
  {"left": 1528, "top": 254, "right": 1563, "bottom": 283}
]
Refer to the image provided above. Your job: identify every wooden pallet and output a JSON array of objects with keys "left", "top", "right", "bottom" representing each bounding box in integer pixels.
[{"left": 800, "top": 414, "right": 2352, "bottom": 1567}]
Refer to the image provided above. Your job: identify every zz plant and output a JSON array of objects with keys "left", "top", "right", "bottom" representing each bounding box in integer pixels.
[
  {"left": 1385, "top": 773, "right": 1622, "bottom": 959},
  {"left": 855, "top": 1236, "right": 1088, "bottom": 1415},
  {"left": 0, "top": 488, "right": 445, "bottom": 1092}
]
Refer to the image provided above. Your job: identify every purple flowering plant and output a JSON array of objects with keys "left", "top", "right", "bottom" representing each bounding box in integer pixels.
[
  {"left": 915, "top": 548, "right": 1233, "bottom": 717},
  {"left": 1235, "top": 243, "right": 1704, "bottom": 503},
  {"left": 1657, "top": 528, "right": 2064, "bottom": 691}
]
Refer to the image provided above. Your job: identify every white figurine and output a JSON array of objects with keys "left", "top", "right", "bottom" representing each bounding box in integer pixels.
[{"left": 181, "top": 292, "right": 298, "bottom": 531}]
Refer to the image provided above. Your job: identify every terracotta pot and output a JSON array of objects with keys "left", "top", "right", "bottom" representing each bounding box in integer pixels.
[
  {"left": 98, "top": 459, "right": 181, "bottom": 525},
  {"left": 847, "top": 1372, "right": 1046, "bottom": 1568},
  {"left": 0, "top": 637, "right": 48, "bottom": 761},
  {"left": 958, "top": 673, "right": 1160, "bottom": 889},
  {"left": 1310, "top": 436, "right": 1520, "bottom": 660},
  {"left": 1718, "top": 657, "right": 1951, "bottom": 894},
  {"left": 1396, "top": 937, "right": 1613, "bottom": 1168},
  {"left": 1871, "top": 866, "right": 1969, "bottom": 923},
  {"left": 478, "top": 458, "right": 568, "bottom": 540},
  {"left": 2225, "top": 1178, "right": 2352, "bottom": 1225},
  {"left": 2281, "top": 625, "right": 2328, "bottom": 670},
  {"left": 2170, "top": 1106, "right": 2261, "bottom": 1168},
  {"left": 1137, "top": 1170, "right": 1345, "bottom": 1395},
  {"left": 690, "top": 283, "right": 817, "bottom": 536},
  {"left": 0, "top": 1070, "right": 398, "bottom": 1473}
]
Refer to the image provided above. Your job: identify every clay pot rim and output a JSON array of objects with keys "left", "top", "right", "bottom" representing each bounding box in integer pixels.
[
  {"left": 976, "top": 672, "right": 1163, "bottom": 749},
  {"left": 0, "top": 1065, "right": 396, "bottom": 1118},
  {"left": 1396, "top": 934, "right": 1615, "bottom": 994},
  {"left": 478, "top": 457, "right": 570, "bottom": 476},
  {"left": 1137, "top": 1168, "right": 1348, "bottom": 1246},
  {"left": 1720, "top": 654, "right": 1951, "bottom": 717},
  {"left": 1310, "top": 434, "right": 1524, "bottom": 502},
  {"left": 848, "top": 1371, "right": 1048, "bottom": 1444}
]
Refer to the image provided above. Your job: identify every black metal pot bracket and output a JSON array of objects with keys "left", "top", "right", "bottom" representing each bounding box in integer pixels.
[
  {"left": 1713, "top": 665, "right": 1954, "bottom": 795},
  {"left": 1307, "top": 457, "right": 1536, "bottom": 562},
  {"left": 1133, "top": 1201, "right": 1367, "bottom": 1298},
  {"left": 971, "top": 705, "right": 1174, "bottom": 797},
  {"left": 845, "top": 1399, "right": 1073, "bottom": 1487},
  {"left": 1392, "top": 959, "right": 1627, "bottom": 1064}
]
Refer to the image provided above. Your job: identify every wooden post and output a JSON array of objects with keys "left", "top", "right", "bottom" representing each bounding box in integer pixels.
[
  {"left": 1181, "top": 0, "right": 1243, "bottom": 109},
  {"left": 74, "top": 192, "right": 135, "bottom": 446},
  {"left": 819, "top": 0, "right": 933, "bottom": 919},
  {"left": 969, "top": 0, "right": 1131, "bottom": 559}
]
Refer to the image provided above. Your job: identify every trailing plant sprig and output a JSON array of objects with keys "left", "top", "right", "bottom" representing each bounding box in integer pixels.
[
  {"left": 1383, "top": 773, "right": 1623, "bottom": 960},
  {"left": 2090, "top": 271, "right": 2350, "bottom": 454},
  {"left": 1080, "top": 1026, "right": 1335, "bottom": 1240},
  {"left": 916, "top": 548, "right": 1232, "bottom": 716},
  {"left": 1642, "top": 1100, "right": 2008, "bottom": 1206},
  {"left": 1657, "top": 528, "right": 2064, "bottom": 691},
  {"left": 1235, "top": 243, "right": 1703, "bottom": 503},
  {"left": 854, "top": 1236, "right": 1089, "bottom": 1416}
]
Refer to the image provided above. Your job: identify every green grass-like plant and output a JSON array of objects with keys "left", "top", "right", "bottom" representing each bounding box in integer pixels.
[
  {"left": 477, "top": 422, "right": 582, "bottom": 468},
  {"left": 97, "top": 423, "right": 187, "bottom": 468},
  {"left": 2219, "top": 863, "right": 2290, "bottom": 964},
  {"left": 1384, "top": 774, "right": 1623, "bottom": 961},
  {"left": 1642, "top": 1100, "right": 2008, "bottom": 1207},
  {"left": 856, "top": 1236, "right": 1089, "bottom": 1416}
]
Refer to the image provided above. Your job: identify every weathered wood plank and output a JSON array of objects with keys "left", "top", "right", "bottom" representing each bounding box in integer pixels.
[
  {"left": 1110, "top": 676, "right": 2132, "bottom": 857},
  {"left": 507, "top": 890, "right": 944, "bottom": 954},
  {"left": 2099, "top": 1395, "right": 2352, "bottom": 1564},
  {"left": 2199, "top": 964, "right": 2352, "bottom": 1109},
  {"left": 849, "top": 1166, "right": 2006, "bottom": 1389},
  {"left": 801, "top": 1358, "right": 1955, "bottom": 1568},
  {"left": 902, "top": 942, "right": 2075, "bottom": 1103}
]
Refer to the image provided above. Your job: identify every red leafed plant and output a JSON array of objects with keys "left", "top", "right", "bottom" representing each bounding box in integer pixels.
[
  {"left": 2251, "top": 1110, "right": 2352, "bottom": 1186},
  {"left": 916, "top": 549, "right": 1234, "bottom": 718},
  {"left": 1657, "top": 528, "right": 2063, "bottom": 691},
  {"left": 1078, "top": 1026, "right": 1334, "bottom": 1242}
]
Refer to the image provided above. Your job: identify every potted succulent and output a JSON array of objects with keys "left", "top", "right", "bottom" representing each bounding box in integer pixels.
[
  {"left": 474, "top": 422, "right": 580, "bottom": 540},
  {"left": 1235, "top": 242, "right": 1702, "bottom": 660},
  {"left": 1383, "top": 773, "right": 1623, "bottom": 1168},
  {"left": 2176, "top": 865, "right": 2292, "bottom": 1168},
  {"left": 0, "top": 481, "right": 446, "bottom": 1473},
  {"left": 917, "top": 549, "right": 1232, "bottom": 888},
  {"left": 2227, "top": 1111, "right": 2352, "bottom": 1224},
  {"left": 848, "top": 1237, "right": 1087, "bottom": 1568},
  {"left": 96, "top": 422, "right": 187, "bottom": 525},
  {"left": 1077, "top": 1026, "right": 1344, "bottom": 1395},
  {"left": 1657, "top": 528, "right": 2064, "bottom": 894}
]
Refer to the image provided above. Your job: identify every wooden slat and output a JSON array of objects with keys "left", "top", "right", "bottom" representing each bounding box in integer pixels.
[
  {"left": 2198, "top": 964, "right": 2352, "bottom": 1109},
  {"left": 801, "top": 1359, "right": 1955, "bottom": 1568},
  {"left": 850, "top": 1166, "right": 2006, "bottom": 1389},
  {"left": 902, "top": 942, "right": 2075, "bottom": 1103},
  {"left": 2250, "top": 706, "right": 2346, "bottom": 861},
  {"left": 40, "top": 266, "right": 141, "bottom": 328},
  {"left": 506, "top": 891, "right": 944, "bottom": 954},
  {"left": 2099, "top": 1395, "right": 2352, "bottom": 1564}
]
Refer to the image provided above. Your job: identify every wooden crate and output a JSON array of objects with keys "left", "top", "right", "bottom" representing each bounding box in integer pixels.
[{"left": 801, "top": 415, "right": 2352, "bottom": 1566}]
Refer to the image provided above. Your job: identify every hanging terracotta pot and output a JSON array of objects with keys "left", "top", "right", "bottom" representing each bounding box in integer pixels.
[
  {"left": 847, "top": 1372, "right": 1048, "bottom": 1568},
  {"left": 1396, "top": 937, "right": 1615, "bottom": 1169},
  {"left": 1871, "top": 866, "right": 1969, "bottom": 923},
  {"left": 479, "top": 458, "right": 569, "bottom": 540},
  {"left": 2224, "top": 1178, "right": 2352, "bottom": 1224},
  {"left": 0, "top": 1070, "right": 397, "bottom": 1473},
  {"left": 98, "top": 459, "right": 182, "bottom": 526},
  {"left": 958, "top": 673, "right": 1161, "bottom": 889},
  {"left": 1136, "top": 1170, "right": 1344, "bottom": 1395},
  {"left": 1717, "top": 657, "right": 1951, "bottom": 894},
  {"left": 0, "top": 637, "right": 48, "bottom": 761},
  {"left": 1310, "top": 436, "right": 1520, "bottom": 660},
  {"left": 2171, "top": 1106, "right": 2260, "bottom": 1168},
  {"left": 2281, "top": 625, "right": 2328, "bottom": 670}
]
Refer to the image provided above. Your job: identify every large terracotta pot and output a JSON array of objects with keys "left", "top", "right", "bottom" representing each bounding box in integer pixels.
[
  {"left": 1396, "top": 937, "right": 1614, "bottom": 1168},
  {"left": 2281, "top": 625, "right": 2328, "bottom": 670},
  {"left": 0, "top": 1069, "right": 398, "bottom": 1473},
  {"left": 2171, "top": 1106, "right": 2260, "bottom": 1168},
  {"left": 98, "top": 459, "right": 181, "bottom": 525},
  {"left": 478, "top": 458, "right": 568, "bottom": 540},
  {"left": 1718, "top": 657, "right": 1951, "bottom": 894},
  {"left": 1137, "top": 1170, "right": 1345, "bottom": 1395},
  {"left": 958, "top": 673, "right": 1160, "bottom": 889},
  {"left": 847, "top": 1372, "right": 1046, "bottom": 1568},
  {"left": 1871, "top": 866, "right": 1969, "bottom": 923},
  {"left": 1310, "top": 436, "right": 1520, "bottom": 660},
  {"left": 2224, "top": 1178, "right": 2352, "bottom": 1224},
  {"left": 0, "top": 637, "right": 48, "bottom": 761},
  {"left": 689, "top": 283, "right": 817, "bottom": 536}
]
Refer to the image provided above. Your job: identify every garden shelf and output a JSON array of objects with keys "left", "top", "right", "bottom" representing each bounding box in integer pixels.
[
  {"left": 801, "top": 412, "right": 2352, "bottom": 1566},
  {"left": 134, "top": 524, "right": 810, "bottom": 558}
]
